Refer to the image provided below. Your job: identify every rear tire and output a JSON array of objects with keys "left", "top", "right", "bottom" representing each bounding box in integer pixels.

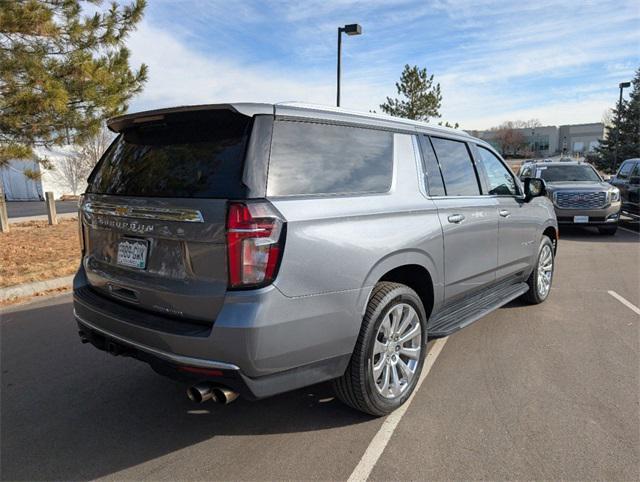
[
  {"left": 598, "top": 226, "right": 617, "bottom": 235},
  {"left": 522, "top": 236, "right": 554, "bottom": 305},
  {"left": 333, "top": 282, "right": 427, "bottom": 416}
]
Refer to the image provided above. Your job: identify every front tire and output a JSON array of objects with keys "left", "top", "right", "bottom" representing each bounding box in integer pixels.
[
  {"left": 522, "top": 235, "right": 555, "bottom": 304},
  {"left": 333, "top": 282, "right": 427, "bottom": 416}
]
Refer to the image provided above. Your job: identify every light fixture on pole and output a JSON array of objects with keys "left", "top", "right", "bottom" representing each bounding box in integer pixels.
[{"left": 336, "top": 23, "right": 362, "bottom": 107}]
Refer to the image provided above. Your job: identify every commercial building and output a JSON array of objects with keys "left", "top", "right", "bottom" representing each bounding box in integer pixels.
[
  {"left": 476, "top": 122, "right": 606, "bottom": 158},
  {"left": 0, "top": 146, "right": 83, "bottom": 201}
]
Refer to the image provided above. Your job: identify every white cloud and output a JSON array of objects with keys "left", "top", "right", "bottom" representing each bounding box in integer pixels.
[
  {"left": 127, "top": 21, "right": 387, "bottom": 112},
  {"left": 126, "top": 1, "right": 639, "bottom": 130}
]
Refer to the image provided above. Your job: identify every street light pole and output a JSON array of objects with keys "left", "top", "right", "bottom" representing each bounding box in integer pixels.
[
  {"left": 613, "top": 81, "right": 631, "bottom": 172},
  {"left": 336, "top": 24, "right": 362, "bottom": 107}
]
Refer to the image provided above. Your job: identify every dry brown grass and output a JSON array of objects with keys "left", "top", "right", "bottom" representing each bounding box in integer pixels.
[{"left": 0, "top": 218, "right": 80, "bottom": 288}]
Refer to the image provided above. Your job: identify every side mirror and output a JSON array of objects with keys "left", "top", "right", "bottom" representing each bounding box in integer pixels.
[
  {"left": 630, "top": 176, "right": 640, "bottom": 185},
  {"left": 524, "top": 177, "right": 546, "bottom": 202}
]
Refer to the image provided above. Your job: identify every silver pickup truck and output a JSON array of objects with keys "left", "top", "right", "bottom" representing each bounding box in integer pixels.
[{"left": 74, "top": 102, "right": 558, "bottom": 416}]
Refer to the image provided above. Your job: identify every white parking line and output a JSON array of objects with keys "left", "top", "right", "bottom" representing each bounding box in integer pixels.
[
  {"left": 348, "top": 337, "right": 448, "bottom": 482},
  {"left": 619, "top": 226, "right": 640, "bottom": 236},
  {"left": 608, "top": 290, "right": 640, "bottom": 316}
]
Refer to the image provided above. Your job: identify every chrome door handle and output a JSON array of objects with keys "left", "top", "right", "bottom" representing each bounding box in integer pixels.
[
  {"left": 499, "top": 210, "right": 511, "bottom": 218},
  {"left": 447, "top": 214, "right": 465, "bottom": 224}
]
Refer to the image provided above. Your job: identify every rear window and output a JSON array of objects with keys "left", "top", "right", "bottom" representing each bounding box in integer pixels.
[
  {"left": 267, "top": 120, "right": 394, "bottom": 196},
  {"left": 87, "top": 110, "right": 252, "bottom": 198}
]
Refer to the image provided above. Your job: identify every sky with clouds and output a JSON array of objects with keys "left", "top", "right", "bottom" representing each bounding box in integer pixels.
[{"left": 125, "top": 0, "right": 640, "bottom": 130}]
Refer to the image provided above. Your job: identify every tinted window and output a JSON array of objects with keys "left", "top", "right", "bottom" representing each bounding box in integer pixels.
[
  {"left": 520, "top": 165, "right": 533, "bottom": 178},
  {"left": 430, "top": 137, "right": 480, "bottom": 196},
  {"left": 617, "top": 161, "right": 634, "bottom": 179},
  {"left": 537, "top": 165, "right": 601, "bottom": 182},
  {"left": 419, "top": 136, "right": 445, "bottom": 196},
  {"left": 88, "top": 111, "right": 251, "bottom": 198},
  {"left": 476, "top": 146, "right": 518, "bottom": 195},
  {"left": 267, "top": 121, "right": 393, "bottom": 196}
]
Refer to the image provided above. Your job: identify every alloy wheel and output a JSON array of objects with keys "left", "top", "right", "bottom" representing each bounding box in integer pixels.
[
  {"left": 537, "top": 244, "right": 553, "bottom": 298},
  {"left": 371, "top": 303, "right": 422, "bottom": 399}
]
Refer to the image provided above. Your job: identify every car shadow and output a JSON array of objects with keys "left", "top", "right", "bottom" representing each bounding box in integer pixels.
[
  {"left": 558, "top": 225, "right": 639, "bottom": 242},
  {"left": 0, "top": 300, "right": 373, "bottom": 481}
]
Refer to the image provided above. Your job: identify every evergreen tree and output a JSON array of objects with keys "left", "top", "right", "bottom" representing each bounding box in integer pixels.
[
  {"left": 595, "top": 67, "right": 640, "bottom": 172},
  {"left": 380, "top": 64, "right": 442, "bottom": 121},
  {"left": 0, "top": 0, "right": 148, "bottom": 174}
]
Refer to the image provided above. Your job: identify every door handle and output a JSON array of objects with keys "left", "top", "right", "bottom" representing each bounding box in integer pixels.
[
  {"left": 447, "top": 214, "right": 465, "bottom": 224},
  {"left": 499, "top": 210, "right": 511, "bottom": 218}
]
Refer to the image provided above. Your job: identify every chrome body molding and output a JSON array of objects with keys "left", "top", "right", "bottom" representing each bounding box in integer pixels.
[
  {"left": 74, "top": 311, "right": 240, "bottom": 371},
  {"left": 83, "top": 201, "right": 204, "bottom": 223}
]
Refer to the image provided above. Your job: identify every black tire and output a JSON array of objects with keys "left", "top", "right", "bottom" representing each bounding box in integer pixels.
[
  {"left": 333, "top": 282, "right": 428, "bottom": 416},
  {"left": 521, "top": 235, "right": 554, "bottom": 305},
  {"left": 598, "top": 226, "right": 617, "bottom": 235}
]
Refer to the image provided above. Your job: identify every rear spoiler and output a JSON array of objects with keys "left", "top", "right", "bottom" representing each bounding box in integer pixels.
[{"left": 107, "top": 103, "right": 274, "bottom": 133}]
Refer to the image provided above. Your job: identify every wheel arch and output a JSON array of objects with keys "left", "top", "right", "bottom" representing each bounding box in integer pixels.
[
  {"left": 358, "top": 249, "right": 441, "bottom": 321},
  {"left": 542, "top": 225, "right": 558, "bottom": 253}
]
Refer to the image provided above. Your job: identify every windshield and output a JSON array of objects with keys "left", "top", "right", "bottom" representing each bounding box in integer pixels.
[{"left": 537, "top": 165, "right": 601, "bottom": 182}]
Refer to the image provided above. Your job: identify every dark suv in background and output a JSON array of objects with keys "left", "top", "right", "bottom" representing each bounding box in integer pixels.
[
  {"left": 519, "top": 161, "right": 621, "bottom": 235},
  {"left": 609, "top": 158, "right": 640, "bottom": 218}
]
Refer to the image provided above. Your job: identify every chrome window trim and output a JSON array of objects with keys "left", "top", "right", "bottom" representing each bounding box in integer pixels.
[
  {"left": 75, "top": 311, "right": 240, "bottom": 371},
  {"left": 83, "top": 202, "right": 204, "bottom": 223}
]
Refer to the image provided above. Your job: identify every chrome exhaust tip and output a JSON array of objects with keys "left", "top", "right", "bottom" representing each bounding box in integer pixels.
[
  {"left": 211, "top": 386, "right": 239, "bottom": 405},
  {"left": 187, "top": 383, "right": 239, "bottom": 405},
  {"left": 187, "top": 383, "right": 214, "bottom": 403}
]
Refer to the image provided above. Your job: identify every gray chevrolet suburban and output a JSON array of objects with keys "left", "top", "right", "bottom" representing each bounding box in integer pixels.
[{"left": 74, "top": 102, "right": 558, "bottom": 416}]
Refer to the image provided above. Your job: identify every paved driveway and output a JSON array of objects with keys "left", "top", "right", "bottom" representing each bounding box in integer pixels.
[{"left": 1, "top": 228, "right": 638, "bottom": 480}]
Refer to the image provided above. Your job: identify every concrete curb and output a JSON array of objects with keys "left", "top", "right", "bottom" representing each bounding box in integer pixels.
[
  {"left": 9, "top": 213, "right": 77, "bottom": 224},
  {"left": 0, "top": 275, "right": 74, "bottom": 302}
]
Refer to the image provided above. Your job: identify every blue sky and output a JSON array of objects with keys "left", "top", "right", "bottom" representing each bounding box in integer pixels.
[{"left": 126, "top": 0, "right": 640, "bottom": 129}]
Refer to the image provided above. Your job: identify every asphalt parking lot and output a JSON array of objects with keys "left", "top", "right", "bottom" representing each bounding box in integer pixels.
[{"left": 1, "top": 226, "right": 638, "bottom": 481}]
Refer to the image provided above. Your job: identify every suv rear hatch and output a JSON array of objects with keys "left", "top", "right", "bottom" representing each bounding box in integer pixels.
[{"left": 80, "top": 108, "right": 254, "bottom": 323}]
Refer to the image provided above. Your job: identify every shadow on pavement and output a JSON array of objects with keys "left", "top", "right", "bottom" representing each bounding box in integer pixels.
[
  {"left": 558, "top": 225, "right": 639, "bottom": 242},
  {"left": 0, "top": 300, "right": 371, "bottom": 481}
]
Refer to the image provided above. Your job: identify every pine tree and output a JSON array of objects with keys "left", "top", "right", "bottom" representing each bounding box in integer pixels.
[
  {"left": 0, "top": 0, "right": 148, "bottom": 175},
  {"left": 595, "top": 67, "right": 640, "bottom": 172},
  {"left": 380, "top": 64, "right": 442, "bottom": 122}
]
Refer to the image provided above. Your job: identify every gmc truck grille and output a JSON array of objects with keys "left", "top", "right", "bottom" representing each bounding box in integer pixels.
[{"left": 555, "top": 191, "right": 607, "bottom": 209}]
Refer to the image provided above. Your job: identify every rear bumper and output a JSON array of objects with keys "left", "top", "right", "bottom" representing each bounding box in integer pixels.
[
  {"left": 554, "top": 202, "right": 621, "bottom": 225},
  {"left": 73, "top": 267, "right": 361, "bottom": 399}
]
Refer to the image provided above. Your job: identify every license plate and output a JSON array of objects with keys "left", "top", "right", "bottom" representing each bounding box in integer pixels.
[
  {"left": 117, "top": 239, "right": 149, "bottom": 269},
  {"left": 574, "top": 215, "right": 589, "bottom": 223}
]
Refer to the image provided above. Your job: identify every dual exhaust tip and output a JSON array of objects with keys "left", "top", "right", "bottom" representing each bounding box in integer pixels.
[{"left": 187, "top": 383, "right": 239, "bottom": 405}]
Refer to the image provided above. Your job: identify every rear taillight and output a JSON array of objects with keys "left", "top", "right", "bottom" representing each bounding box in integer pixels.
[{"left": 226, "top": 201, "right": 285, "bottom": 289}]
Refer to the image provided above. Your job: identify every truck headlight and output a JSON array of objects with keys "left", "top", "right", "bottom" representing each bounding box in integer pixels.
[{"left": 609, "top": 189, "right": 620, "bottom": 202}]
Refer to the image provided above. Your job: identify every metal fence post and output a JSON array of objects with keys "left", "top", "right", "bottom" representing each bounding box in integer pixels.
[{"left": 45, "top": 191, "right": 57, "bottom": 225}]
